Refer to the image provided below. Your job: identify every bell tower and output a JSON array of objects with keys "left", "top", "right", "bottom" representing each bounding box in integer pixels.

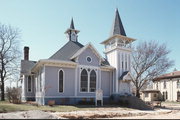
[
  {"left": 65, "top": 18, "right": 79, "bottom": 42},
  {"left": 101, "top": 9, "right": 136, "bottom": 94}
]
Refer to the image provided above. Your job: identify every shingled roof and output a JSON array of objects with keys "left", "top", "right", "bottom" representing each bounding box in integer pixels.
[
  {"left": 49, "top": 41, "right": 84, "bottom": 61},
  {"left": 119, "top": 71, "right": 129, "bottom": 80},
  {"left": 21, "top": 60, "right": 37, "bottom": 75},
  {"left": 153, "top": 71, "right": 180, "bottom": 81},
  {"left": 110, "top": 8, "right": 126, "bottom": 36}
]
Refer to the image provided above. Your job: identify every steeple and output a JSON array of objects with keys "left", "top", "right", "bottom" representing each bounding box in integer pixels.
[
  {"left": 70, "top": 18, "right": 75, "bottom": 29},
  {"left": 110, "top": 8, "right": 126, "bottom": 36},
  {"left": 65, "top": 18, "right": 80, "bottom": 42}
]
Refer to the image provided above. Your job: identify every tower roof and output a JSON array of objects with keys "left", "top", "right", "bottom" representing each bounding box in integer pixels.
[
  {"left": 110, "top": 8, "right": 126, "bottom": 36},
  {"left": 70, "top": 18, "right": 75, "bottom": 29},
  {"left": 65, "top": 18, "right": 80, "bottom": 34}
]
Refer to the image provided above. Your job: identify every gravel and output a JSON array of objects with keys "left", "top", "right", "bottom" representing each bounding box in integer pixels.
[{"left": 0, "top": 110, "right": 58, "bottom": 119}]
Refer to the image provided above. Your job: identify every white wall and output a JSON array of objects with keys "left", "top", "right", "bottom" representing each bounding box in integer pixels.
[{"left": 153, "top": 78, "right": 180, "bottom": 101}]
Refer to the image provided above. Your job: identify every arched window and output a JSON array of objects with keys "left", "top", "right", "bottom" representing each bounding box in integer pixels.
[
  {"left": 81, "top": 69, "right": 88, "bottom": 92},
  {"left": 59, "top": 70, "right": 64, "bottom": 92},
  {"left": 90, "top": 70, "right": 96, "bottom": 92},
  {"left": 27, "top": 76, "right": 32, "bottom": 92}
]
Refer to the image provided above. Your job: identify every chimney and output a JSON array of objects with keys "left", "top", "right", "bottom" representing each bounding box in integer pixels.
[{"left": 24, "top": 46, "right": 29, "bottom": 60}]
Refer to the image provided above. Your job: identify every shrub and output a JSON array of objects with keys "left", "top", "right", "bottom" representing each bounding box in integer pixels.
[
  {"left": 48, "top": 100, "right": 55, "bottom": 106},
  {"left": 6, "top": 87, "right": 21, "bottom": 104}
]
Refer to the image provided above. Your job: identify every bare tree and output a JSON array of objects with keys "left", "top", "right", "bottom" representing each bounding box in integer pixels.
[
  {"left": 131, "top": 41, "right": 174, "bottom": 98},
  {"left": 0, "top": 23, "right": 21, "bottom": 101}
]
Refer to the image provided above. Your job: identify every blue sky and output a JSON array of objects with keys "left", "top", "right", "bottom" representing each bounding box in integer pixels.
[{"left": 0, "top": 0, "right": 179, "bottom": 72}]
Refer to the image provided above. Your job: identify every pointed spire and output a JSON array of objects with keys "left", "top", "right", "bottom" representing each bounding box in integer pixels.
[
  {"left": 70, "top": 18, "right": 75, "bottom": 29},
  {"left": 110, "top": 8, "right": 126, "bottom": 36}
]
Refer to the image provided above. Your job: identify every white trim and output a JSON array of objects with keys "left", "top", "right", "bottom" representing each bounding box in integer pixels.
[
  {"left": 113, "top": 69, "right": 115, "bottom": 93},
  {"left": 116, "top": 51, "right": 118, "bottom": 93},
  {"left": 75, "top": 66, "right": 78, "bottom": 96},
  {"left": 42, "top": 65, "right": 46, "bottom": 105},
  {"left": 79, "top": 65, "right": 99, "bottom": 69},
  {"left": 33, "top": 75, "right": 35, "bottom": 93},
  {"left": 110, "top": 71, "right": 112, "bottom": 95},
  {"left": 58, "top": 69, "right": 65, "bottom": 93},
  {"left": 70, "top": 43, "right": 104, "bottom": 62},
  {"left": 79, "top": 67, "right": 98, "bottom": 93},
  {"left": 101, "top": 34, "right": 136, "bottom": 45},
  {"left": 32, "top": 59, "right": 77, "bottom": 72},
  {"left": 87, "top": 70, "right": 90, "bottom": 92},
  {"left": 99, "top": 70, "right": 102, "bottom": 89},
  {"left": 22, "top": 96, "right": 35, "bottom": 98},
  {"left": 43, "top": 96, "right": 110, "bottom": 98},
  {"left": 89, "top": 69, "right": 97, "bottom": 92}
]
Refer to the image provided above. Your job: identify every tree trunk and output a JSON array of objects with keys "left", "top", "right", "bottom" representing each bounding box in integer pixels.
[
  {"left": 1, "top": 62, "right": 5, "bottom": 101},
  {"left": 1, "top": 79, "right": 5, "bottom": 101},
  {"left": 136, "top": 89, "right": 140, "bottom": 98}
]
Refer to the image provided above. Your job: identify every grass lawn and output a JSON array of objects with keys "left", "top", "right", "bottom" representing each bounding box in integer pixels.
[{"left": 0, "top": 101, "right": 126, "bottom": 113}]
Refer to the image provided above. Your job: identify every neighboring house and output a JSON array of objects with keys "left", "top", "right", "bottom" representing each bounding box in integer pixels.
[
  {"left": 20, "top": 9, "right": 136, "bottom": 105},
  {"left": 141, "top": 90, "right": 159, "bottom": 102},
  {"left": 141, "top": 71, "right": 180, "bottom": 102}
]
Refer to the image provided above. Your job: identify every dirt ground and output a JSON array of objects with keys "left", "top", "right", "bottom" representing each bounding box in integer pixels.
[
  {"left": 51, "top": 102, "right": 180, "bottom": 119},
  {"left": 0, "top": 102, "right": 180, "bottom": 119}
]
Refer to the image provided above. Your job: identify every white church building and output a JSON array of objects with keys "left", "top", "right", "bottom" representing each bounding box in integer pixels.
[{"left": 20, "top": 9, "right": 136, "bottom": 105}]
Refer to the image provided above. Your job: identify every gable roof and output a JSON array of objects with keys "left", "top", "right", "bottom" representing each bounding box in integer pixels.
[
  {"left": 119, "top": 71, "right": 129, "bottom": 80},
  {"left": 70, "top": 43, "right": 104, "bottom": 61},
  {"left": 21, "top": 60, "right": 37, "bottom": 75},
  {"left": 49, "top": 41, "right": 84, "bottom": 61},
  {"left": 153, "top": 71, "right": 180, "bottom": 81},
  {"left": 119, "top": 71, "right": 133, "bottom": 81}
]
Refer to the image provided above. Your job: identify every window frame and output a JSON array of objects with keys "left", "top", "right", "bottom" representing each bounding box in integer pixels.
[
  {"left": 27, "top": 76, "right": 32, "bottom": 93},
  {"left": 80, "top": 68, "right": 97, "bottom": 93},
  {"left": 86, "top": 56, "right": 92, "bottom": 63},
  {"left": 80, "top": 69, "right": 88, "bottom": 92},
  {"left": 58, "top": 69, "right": 65, "bottom": 93},
  {"left": 90, "top": 70, "right": 96, "bottom": 92},
  {"left": 145, "top": 93, "right": 149, "bottom": 97}
]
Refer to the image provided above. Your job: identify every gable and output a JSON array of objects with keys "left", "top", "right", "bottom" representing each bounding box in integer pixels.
[
  {"left": 70, "top": 43, "right": 105, "bottom": 66},
  {"left": 77, "top": 47, "right": 100, "bottom": 66},
  {"left": 71, "top": 43, "right": 104, "bottom": 61}
]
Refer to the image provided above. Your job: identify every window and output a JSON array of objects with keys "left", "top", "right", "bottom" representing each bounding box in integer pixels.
[
  {"left": 177, "top": 91, "right": 180, "bottom": 101},
  {"left": 27, "top": 76, "right": 32, "bottom": 92},
  {"left": 164, "top": 81, "right": 167, "bottom": 89},
  {"left": 145, "top": 93, "right": 149, "bottom": 97},
  {"left": 154, "top": 93, "right": 157, "bottom": 97},
  {"left": 122, "top": 54, "right": 124, "bottom": 69},
  {"left": 125, "top": 54, "right": 127, "bottom": 70},
  {"left": 163, "top": 91, "right": 168, "bottom": 100},
  {"left": 177, "top": 80, "right": 180, "bottom": 88},
  {"left": 156, "top": 82, "right": 158, "bottom": 89},
  {"left": 90, "top": 70, "right": 96, "bottom": 92},
  {"left": 81, "top": 69, "right": 88, "bottom": 92},
  {"left": 59, "top": 70, "right": 64, "bottom": 92},
  {"left": 86, "top": 56, "right": 92, "bottom": 63}
]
